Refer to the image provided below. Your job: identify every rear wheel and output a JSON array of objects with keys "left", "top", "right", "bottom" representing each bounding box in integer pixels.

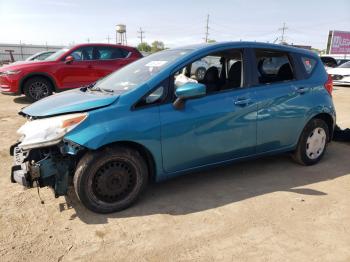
[
  {"left": 292, "top": 119, "right": 329, "bottom": 165},
  {"left": 73, "top": 147, "right": 148, "bottom": 213},
  {"left": 23, "top": 77, "right": 53, "bottom": 102}
]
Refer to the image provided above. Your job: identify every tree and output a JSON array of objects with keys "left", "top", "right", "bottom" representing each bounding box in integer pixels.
[
  {"left": 151, "top": 41, "right": 165, "bottom": 52},
  {"left": 207, "top": 39, "right": 216, "bottom": 43},
  {"left": 137, "top": 42, "right": 151, "bottom": 52}
]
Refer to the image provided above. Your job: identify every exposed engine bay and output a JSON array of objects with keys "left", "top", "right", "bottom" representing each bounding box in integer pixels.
[{"left": 10, "top": 140, "right": 85, "bottom": 197}]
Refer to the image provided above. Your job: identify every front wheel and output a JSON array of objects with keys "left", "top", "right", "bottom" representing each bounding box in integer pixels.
[
  {"left": 292, "top": 119, "right": 329, "bottom": 165},
  {"left": 23, "top": 76, "right": 53, "bottom": 102},
  {"left": 73, "top": 147, "right": 148, "bottom": 213}
]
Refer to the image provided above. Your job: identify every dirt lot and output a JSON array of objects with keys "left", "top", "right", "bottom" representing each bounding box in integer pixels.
[{"left": 0, "top": 87, "right": 349, "bottom": 262}]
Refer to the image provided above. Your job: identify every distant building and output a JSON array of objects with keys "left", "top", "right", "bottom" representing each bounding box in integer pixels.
[{"left": 0, "top": 43, "right": 64, "bottom": 63}]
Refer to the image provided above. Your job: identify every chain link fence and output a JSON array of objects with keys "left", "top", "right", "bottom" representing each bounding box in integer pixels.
[{"left": 0, "top": 43, "right": 64, "bottom": 65}]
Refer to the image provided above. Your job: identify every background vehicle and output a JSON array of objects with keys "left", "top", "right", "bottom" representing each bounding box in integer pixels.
[
  {"left": 328, "top": 61, "right": 350, "bottom": 85},
  {"left": 321, "top": 56, "right": 338, "bottom": 69},
  {"left": 336, "top": 58, "right": 350, "bottom": 66},
  {"left": 10, "top": 42, "right": 335, "bottom": 213},
  {"left": 0, "top": 43, "right": 142, "bottom": 101},
  {"left": 25, "top": 50, "right": 56, "bottom": 61},
  {"left": 190, "top": 57, "right": 223, "bottom": 80},
  {"left": 321, "top": 55, "right": 350, "bottom": 71}
]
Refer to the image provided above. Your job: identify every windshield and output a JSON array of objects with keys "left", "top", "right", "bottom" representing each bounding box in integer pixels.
[
  {"left": 338, "top": 61, "right": 350, "bottom": 68},
  {"left": 45, "top": 48, "right": 69, "bottom": 61},
  {"left": 94, "top": 49, "right": 191, "bottom": 92},
  {"left": 25, "top": 51, "right": 55, "bottom": 61}
]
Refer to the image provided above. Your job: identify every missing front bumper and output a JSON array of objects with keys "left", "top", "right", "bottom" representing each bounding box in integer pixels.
[{"left": 10, "top": 143, "right": 76, "bottom": 197}]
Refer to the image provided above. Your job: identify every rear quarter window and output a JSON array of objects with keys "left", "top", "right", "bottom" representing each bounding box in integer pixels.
[{"left": 301, "top": 57, "right": 317, "bottom": 75}]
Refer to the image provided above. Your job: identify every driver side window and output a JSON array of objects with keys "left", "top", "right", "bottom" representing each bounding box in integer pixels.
[
  {"left": 69, "top": 46, "right": 93, "bottom": 61},
  {"left": 173, "top": 49, "right": 243, "bottom": 94}
]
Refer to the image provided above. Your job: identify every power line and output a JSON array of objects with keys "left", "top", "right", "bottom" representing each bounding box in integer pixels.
[
  {"left": 204, "top": 14, "right": 210, "bottom": 43},
  {"left": 137, "top": 27, "right": 145, "bottom": 43}
]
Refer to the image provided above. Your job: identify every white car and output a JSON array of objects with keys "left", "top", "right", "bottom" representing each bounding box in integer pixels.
[
  {"left": 191, "top": 59, "right": 210, "bottom": 80},
  {"left": 190, "top": 56, "right": 224, "bottom": 80},
  {"left": 328, "top": 61, "right": 350, "bottom": 86}
]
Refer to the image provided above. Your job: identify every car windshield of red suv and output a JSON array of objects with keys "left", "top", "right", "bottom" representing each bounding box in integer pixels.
[
  {"left": 94, "top": 49, "right": 191, "bottom": 93},
  {"left": 45, "top": 48, "right": 69, "bottom": 61}
]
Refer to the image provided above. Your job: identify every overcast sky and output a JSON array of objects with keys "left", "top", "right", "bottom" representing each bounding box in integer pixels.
[{"left": 0, "top": 0, "right": 349, "bottom": 49}]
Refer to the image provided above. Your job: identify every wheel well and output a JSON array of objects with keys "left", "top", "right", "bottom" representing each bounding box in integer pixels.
[
  {"left": 100, "top": 141, "right": 156, "bottom": 182},
  {"left": 20, "top": 74, "right": 57, "bottom": 94},
  {"left": 312, "top": 113, "right": 334, "bottom": 141}
]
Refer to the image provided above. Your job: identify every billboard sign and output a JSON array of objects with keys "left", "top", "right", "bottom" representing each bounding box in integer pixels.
[{"left": 328, "top": 30, "right": 350, "bottom": 54}]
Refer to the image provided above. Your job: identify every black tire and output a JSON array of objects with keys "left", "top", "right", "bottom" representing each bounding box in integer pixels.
[
  {"left": 23, "top": 76, "right": 53, "bottom": 102},
  {"left": 292, "top": 118, "right": 329, "bottom": 165},
  {"left": 195, "top": 67, "right": 206, "bottom": 81},
  {"left": 73, "top": 146, "right": 148, "bottom": 213}
]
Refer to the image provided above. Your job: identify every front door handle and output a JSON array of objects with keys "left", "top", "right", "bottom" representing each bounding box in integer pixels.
[
  {"left": 87, "top": 64, "right": 93, "bottom": 69},
  {"left": 234, "top": 98, "right": 251, "bottom": 106}
]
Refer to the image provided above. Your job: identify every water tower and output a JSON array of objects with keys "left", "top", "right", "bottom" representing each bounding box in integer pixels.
[{"left": 116, "top": 24, "right": 127, "bottom": 45}]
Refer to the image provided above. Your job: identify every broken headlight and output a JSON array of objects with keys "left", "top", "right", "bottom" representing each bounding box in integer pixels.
[{"left": 17, "top": 113, "right": 88, "bottom": 150}]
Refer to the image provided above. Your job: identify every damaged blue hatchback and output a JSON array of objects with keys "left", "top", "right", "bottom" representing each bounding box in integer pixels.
[{"left": 10, "top": 42, "right": 336, "bottom": 213}]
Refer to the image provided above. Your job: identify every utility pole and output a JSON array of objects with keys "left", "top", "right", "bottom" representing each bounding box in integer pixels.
[
  {"left": 278, "top": 22, "right": 288, "bottom": 43},
  {"left": 204, "top": 14, "right": 210, "bottom": 43},
  {"left": 19, "top": 40, "right": 23, "bottom": 60},
  {"left": 106, "top": 35, "right": 111, "bottom": 43},
  {"left": 86, "top": 38, "right": 90, "bottom": 43},
  {"left": 137, "top": 27, "right": 145, "bottom": 44}
]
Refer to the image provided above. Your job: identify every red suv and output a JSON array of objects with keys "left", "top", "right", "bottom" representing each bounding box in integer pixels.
[{"left": 0, "top": 43, "right": 142, "bottom": 101}]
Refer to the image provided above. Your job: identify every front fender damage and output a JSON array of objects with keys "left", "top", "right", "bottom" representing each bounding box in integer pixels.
[{"left": 10, "top": 140, "right": 85, "bottom": 197}]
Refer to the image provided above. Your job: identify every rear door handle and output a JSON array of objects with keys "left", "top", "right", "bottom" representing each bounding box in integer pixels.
[
  {"left": 295, "top": 87, "right": 309, "bottom": 94},
  {"left": 234, "top": 98, "right": 252, "bottom": 106}
]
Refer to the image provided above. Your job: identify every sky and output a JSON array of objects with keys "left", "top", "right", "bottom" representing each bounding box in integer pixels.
[{"left": 0, "top": 0, "right": 349, "bottom": 49}]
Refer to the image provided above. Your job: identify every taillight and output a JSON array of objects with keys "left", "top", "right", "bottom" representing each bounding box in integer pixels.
[{"left": 324, "top": 74, "right": 333, "bottom": 95}]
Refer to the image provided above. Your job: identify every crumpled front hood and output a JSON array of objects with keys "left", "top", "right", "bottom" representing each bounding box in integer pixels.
[{"left": 21, "top": 89, "right": 119, "bottom": 117}]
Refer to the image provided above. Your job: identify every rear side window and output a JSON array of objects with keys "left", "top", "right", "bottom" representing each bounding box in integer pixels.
[
  {"left": 301, "top": 57, "right": 316, "bottom": 74},
  {"left": 255, "top": 50, "right": 294, "bottom": 84}
]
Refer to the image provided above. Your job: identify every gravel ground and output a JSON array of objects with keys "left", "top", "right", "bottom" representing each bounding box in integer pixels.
[{"left": 0, "top": 86, "right": 349, "bottom": 262}]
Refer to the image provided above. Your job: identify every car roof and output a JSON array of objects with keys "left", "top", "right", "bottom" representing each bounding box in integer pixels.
[
  {"left": 71, "top": 43, "right": 135, "bottom": 50},
  {"left": 173, "top": 41, "right": 317, "bottom": 57}
]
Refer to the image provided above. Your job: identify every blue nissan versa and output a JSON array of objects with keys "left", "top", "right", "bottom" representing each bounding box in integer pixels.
[{"left": 10, "top": 42, "right": 335, "bottom": 213}]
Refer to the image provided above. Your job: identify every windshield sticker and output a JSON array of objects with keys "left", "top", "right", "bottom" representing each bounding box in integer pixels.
[{"left": 145, "top": 61, "right": 168, "bottom": 67}]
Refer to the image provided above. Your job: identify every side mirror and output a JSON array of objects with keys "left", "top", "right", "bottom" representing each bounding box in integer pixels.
[
  {"left": 173, "top": 82, "right": 206, "bottom": 110},
  {"left": 65, "top": 55, "right": 74, "bottom": 64}
]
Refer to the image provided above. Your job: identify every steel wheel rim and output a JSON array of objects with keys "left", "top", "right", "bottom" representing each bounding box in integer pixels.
[
  {"left": 91, "top": 160, "right": 137, "bottom": 204},
  {"left": 306, "top": 127, "right": 326, "bottom": 159},
  {"left": 29, "top": 81, "right": 49, "bottom": 100}
]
